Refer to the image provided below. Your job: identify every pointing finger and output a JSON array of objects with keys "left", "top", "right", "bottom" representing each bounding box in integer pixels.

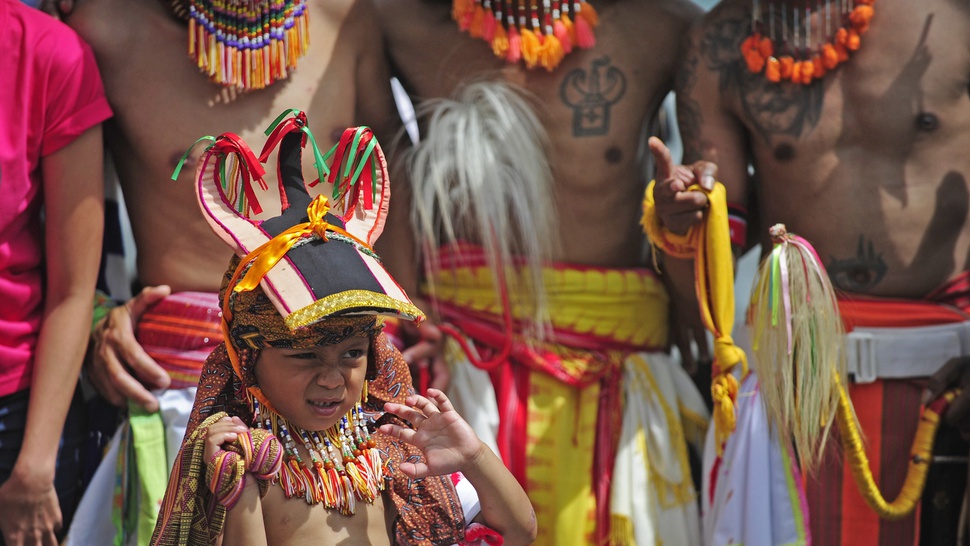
[{"left": 648, "top": 137, "right": 676, "bottom": 183}]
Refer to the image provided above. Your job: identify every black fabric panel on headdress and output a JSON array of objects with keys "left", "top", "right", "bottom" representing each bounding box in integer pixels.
[
  {"left": 259, "top": 130, "right": 388, "bottom": 306},
  {"left": 274, "top": 130, "right": 310, "bottom": 212}
]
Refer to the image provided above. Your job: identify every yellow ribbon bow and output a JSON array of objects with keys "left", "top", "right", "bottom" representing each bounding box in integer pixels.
[{"left": 235, "top": 194, "right": 370, "bottom": 293}]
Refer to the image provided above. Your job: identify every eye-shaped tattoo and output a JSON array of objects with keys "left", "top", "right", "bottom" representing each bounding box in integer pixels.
[{"left": 827, "top": 235, "right": 888, "bottom": 293}]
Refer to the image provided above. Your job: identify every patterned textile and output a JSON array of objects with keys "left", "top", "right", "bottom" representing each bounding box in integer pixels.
[
  {"left": 426, "top": 243, "right": 702, "bottom": 545},
  {"left": 136, "top": 291, "right": 223, "bottom": 388},
  {"left": 805, "top": 286, "right": 970, "bottom": 546}
]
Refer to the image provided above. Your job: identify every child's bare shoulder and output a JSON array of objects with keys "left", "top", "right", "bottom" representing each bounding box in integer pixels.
[{"left": 258, "top": 485, "right": 393, "bottom": 545}]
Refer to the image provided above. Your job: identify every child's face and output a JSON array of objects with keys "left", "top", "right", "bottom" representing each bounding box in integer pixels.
[{"left": 254, "top": 335, "right": 370, "bottom": 431}]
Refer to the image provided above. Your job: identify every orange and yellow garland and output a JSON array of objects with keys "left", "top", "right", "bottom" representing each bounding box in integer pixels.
[
  {"left": 741, "top": 0, "right": 875, "bottom": 85},
  {"left": 452, "top": 0, "right": 599, "bottom": 71}
]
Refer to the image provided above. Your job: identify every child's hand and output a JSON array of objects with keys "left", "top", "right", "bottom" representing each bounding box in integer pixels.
[
  {"left": 204, "top": 415, "right": 250, "bottom": 463},
  {"left": 380, "top": 389, "right": 485, "bottom": 479}
]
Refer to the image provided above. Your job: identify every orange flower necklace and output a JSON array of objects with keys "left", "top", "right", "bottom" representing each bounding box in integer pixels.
[
  {"left": 451, "top": 0, "right": 599, "bottom": 71},
  {"left": 741, "top": 0, "right": 875, "bottom": 85}
]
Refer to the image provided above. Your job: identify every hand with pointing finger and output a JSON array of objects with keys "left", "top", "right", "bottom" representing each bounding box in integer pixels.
[
  {"left": 648, "top": 136, "right": 718, "bottom": 236},
  {"left": 646, "top": 137, "right": 718, "bottom": 385}
]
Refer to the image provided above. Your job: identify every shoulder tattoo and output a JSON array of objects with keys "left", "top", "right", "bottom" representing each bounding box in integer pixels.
[
  {"left": 676, "top": 34, "right": 704, "bottom": 162},
  {"left": 698, "top": 7, "right": 824, "bottom": 144}
]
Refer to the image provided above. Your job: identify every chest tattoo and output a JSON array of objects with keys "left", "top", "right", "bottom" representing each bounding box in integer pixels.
[
  {"left": 701, "top": 9, "right": 825, "bottom": 144},
  {"left": 827, "top": 235, "right": 888, "bottom": 293},
  {"left": 560, "top": 56, "right": 627, "bottom": 137}
]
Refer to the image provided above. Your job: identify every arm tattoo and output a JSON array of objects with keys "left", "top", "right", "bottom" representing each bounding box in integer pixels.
[
  {"left": 827, "top": 235, "right": 888, "bottom": 293},
  {"left": 699, "top": 6, "right": 825, "bottom": 144},
  {"left": 560, "top": 56, "right": 627, "bottom": 137},
  {"left": 676, "top": 35, "right": 704, "bottom": 163}
]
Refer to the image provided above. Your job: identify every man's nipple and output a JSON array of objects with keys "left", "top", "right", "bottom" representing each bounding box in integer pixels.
[{"left": 915, "top": 112, "right": 939, "bottom": 132}]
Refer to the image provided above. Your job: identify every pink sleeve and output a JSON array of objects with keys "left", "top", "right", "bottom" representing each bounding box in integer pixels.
[{"left": 37, "top": 30, "right": 112, "bottom": 156}]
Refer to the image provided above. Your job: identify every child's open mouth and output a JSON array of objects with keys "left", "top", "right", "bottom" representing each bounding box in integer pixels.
[{"left": 308, "top": 399, "right": 341, "bottom": 416}]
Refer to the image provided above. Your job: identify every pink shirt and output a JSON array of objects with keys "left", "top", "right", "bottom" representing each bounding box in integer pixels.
[{"left": 0, "top": 0, "right": 112, "bottom": 397}]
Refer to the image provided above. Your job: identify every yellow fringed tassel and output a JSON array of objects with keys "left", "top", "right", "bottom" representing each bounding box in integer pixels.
[
  {"left": 711, "top": 373, "right": 739, "bottom": 452},
  {"left": 303, "top": 9, "right": 311, "bottom": 50},
  {"left": 189, "top": 18, "right": 197, "bottom": 56},
  {"left": 562, "top": 13, "right": 576, "bottom": 43},
  {"left": 609, "top": 514, "right": 636, "bottom": 546},
  {"left": 491, "top": 24, "right": 510, "bottom": 57}
]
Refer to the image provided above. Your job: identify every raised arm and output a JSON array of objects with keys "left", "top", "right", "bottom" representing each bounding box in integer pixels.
[
  {"left": 381, "top": 390, "right": 537, "bottom": 544},
  {"left": 676, "top": 8, "right": 753, "bottom": 223},
  {"left": 361, "top": 3, "right": 451, "bottom": 392},
  {"left": 652, "top": 12, "right": 754, "bottom": 377}
]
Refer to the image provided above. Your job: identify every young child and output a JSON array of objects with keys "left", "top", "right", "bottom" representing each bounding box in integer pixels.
[{"left": 150, "top": 112, "right": 536, "bottom": 545}]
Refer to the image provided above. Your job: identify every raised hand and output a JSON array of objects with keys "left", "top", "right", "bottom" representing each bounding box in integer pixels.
[
  {"left": 649, "top": 136, "right": 717, "bottom": 235},
  {"left": 379, "top": 389, "right": 484, "bottom": 479}
]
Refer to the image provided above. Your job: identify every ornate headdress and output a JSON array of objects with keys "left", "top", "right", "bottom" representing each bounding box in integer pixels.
[
  {"left": 182, "top": 0, "right": 310, "bottom": 90},
  {"left": 452, "top": 0, "right": 599, "bottom": 71}
]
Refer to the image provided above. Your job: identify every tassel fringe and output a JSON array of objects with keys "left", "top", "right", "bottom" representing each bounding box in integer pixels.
[{"left": 451, "top": 0, "right": 597, "bottom": 70}]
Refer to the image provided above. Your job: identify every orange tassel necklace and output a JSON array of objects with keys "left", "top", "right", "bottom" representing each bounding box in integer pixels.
[
  {"left": 452, "top": 0, "right": 599, "bottom": 71},
  {"left": 741, "top": 0, "right": 875, "bottom": 85}
]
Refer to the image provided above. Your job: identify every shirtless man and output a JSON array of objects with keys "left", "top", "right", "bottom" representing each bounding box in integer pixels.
[
  {"left": 61, "top": 1, "right": 400, "bottom": 541},
  {"left": 374, "top": 1, "right": 709, "bottom": 544},
  {"left": 67, "top": 0, "right": 399, "bottom": 412},
  {"left": 659, "top": 0, "right": 970, "bottom": 543}
]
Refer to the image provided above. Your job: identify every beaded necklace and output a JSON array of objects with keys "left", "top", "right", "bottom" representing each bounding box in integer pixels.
[
  {"left": 741, "top": 0, "right": 874, "bottom": 85},
  {"left": 181, "top": 0, "right": 311, "bottom": 90},
  {"left": 251, "top": 393, "right": 385, "bottom": 515},
  {"left": 452, "top": 0, "right": 599, "bottom": 71}
]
